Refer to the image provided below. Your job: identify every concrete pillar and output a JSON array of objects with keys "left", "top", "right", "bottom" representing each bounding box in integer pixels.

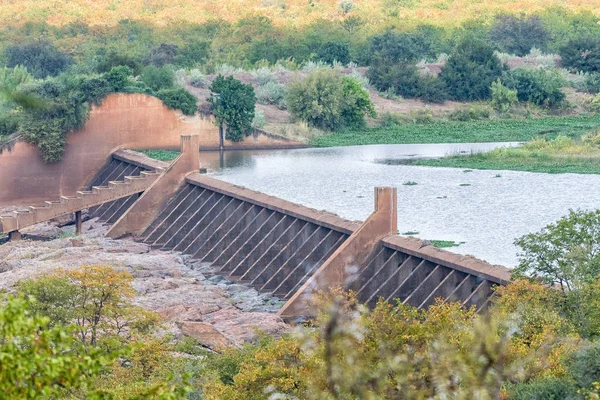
[
  {"left": 75, "top": 211, "right": 82, "bottom": 235},
  {"left": 8, "top": 230, "right": 22, "bottom": 241},
  {"left": 106, "top": 135, "right": 200, "bottom": 239},
  {"left": 278, "top": 187, "right": 397, "bottom": 320}
]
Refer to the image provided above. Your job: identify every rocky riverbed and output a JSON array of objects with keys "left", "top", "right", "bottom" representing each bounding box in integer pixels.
[{"left": 0, "top": 218, "right": 288, "bottom": 349}]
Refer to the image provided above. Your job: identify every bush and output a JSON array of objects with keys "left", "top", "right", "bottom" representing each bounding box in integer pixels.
[
  {"left": 491, "top": 79, "right": 518, "bottom": 112},
  {"left": 96, "top": 50, "right": 143, "bottom": 75},
  {"left": 104, "top": 66, "right": 134, "bottom": 92},
  {"left": 509, "top": 378, "right": 579, "bottom": 400},
  {"left": 367, "top": 57, "right": 422, "bottom": 98},
  {"left": 582, "top": 72, "right": 600, "bottom": 94},
  {"left": 187, "top": 69, "right": 208, "bottom": 88},
  {"left": 504, "top": 68, "right": 566, "bottom": 107},
  {"left": 439, "top": 38, "right": 505, "bottom": 101},
  {"left": 489, "top": 14, "right": 551, "bottom": 56},
  {"left": 317, "top": 41, "right": 350, "bottom": 65},
  {"left": 341, "top": 76, "right": 376, "bottom": 128},
  {"left": 144, "top": 43, "right": 178, "bottom": 67},
  {"left": 4, "top": 42, "right": 72, "bottom": 79},
  {"left": 418, "top": 74, "right": 448, "bottom": 104},
  {"left": 251, "top": 108, "right": 266, "bottom": 129},
  {"left": 560, "top": 37, "right": 600, "bottom": 73},
  {"left": 256, "top": 80, "right": 287, "bottom": 109},
  {"left": 156, "top": 88, "right": 198, "bottom": 116},
  {"left": 286, "top": 70, "right": 375, "bottom": 130},
  {"left": 174, "top": 41, "right": 210, "bottom": 68},
  {"left": 140, "top": 65, "right": 175, "bottom": 92},
  {"left": 78, "top": 76, "right": 111, "bottom": 105},
  {"left": 0, "top": 114, "right": 19, "bottom": 137},
  {"left": 448, "top": 106, "right": 491, "bottom": 121},
  {"left": 368, "top": 29, "right": 442, "bottom": 63},
  {"left": 208, "top": 75, "right": 256, "bottom": 142},
  {"left": 568, "top": 342, "right": 600, "bottom": 390}
]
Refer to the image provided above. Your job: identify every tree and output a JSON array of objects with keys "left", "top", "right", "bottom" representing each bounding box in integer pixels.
[
  {"left": 157, "top": 88, "right": 198, "bottom": 116},
  {"left": 560, "top": 37, "right": 600, "bottom": 73},
  {"left": 4, "top": 41, "right": 72, "bottom": 79},
  {"left": 340, "top": 76, "right": 376, "bottom": 128},
  {"left": 503, "top": 68, "right": 566, "bottom": 107},
  {"left": 317, "top": 41, "right": 350, "bottom": 65},
  {"left": 208, "top": 75, "right": 256, "bottom": 142},
  {"left": 513, "top": 209, "right": 600, "bottom": 291},
  {"left": 0, "top": 296, "right": 109, "bottom": 399},
  {"left": 491, "top": 78, "right": 518, "bottom": 112},
  {"left": 104, "top": 65, "right": 134, "bottom": 92},
  {"left": 367, "top": 57, "right": 423, "bottom": 98},
  {"left": 439, "top": 37, "right": 505, "bottom": 101},
  {"left": 140, "top": 65, "right": 175, "bottom": 92},
  {"left": 489, "top": 14, "right": 551, "bottom": 56},
  {"left": 144, "top": 43, "right": 179, "bottom": 67}
]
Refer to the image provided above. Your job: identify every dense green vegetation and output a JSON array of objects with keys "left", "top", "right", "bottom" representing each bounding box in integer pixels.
[
  {"left": 312, "top": 114, "right": 600, "bottom": 147},
  {"left": 415, "top": 134, "right": 600, "bottom": 174},
  {"left": 137, "top": 149, "right": 181, "bottom": 162},
  {"left": 4, "top": 211, "right": 600, "bottom": 398}
]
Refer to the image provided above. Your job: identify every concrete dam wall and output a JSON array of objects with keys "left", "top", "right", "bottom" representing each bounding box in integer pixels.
[{"left": 0, "top": 93, "right": 304, "bottom": 207}]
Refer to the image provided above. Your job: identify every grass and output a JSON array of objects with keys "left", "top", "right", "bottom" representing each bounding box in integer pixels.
[
  {"left": 137, "top": 149, "right": 181, "bottom": 162},
  {"left": 414, "top": 134, "right": 600, "bottom": 174},
  {"left": 311, "top": 115, "right": 600, "bottom": 147},
  {"left": 430, "top": 240, "right": 464, "bottom": 248},
  {"left": 402, "top": 231, "right": 420, "bottom": 236}
]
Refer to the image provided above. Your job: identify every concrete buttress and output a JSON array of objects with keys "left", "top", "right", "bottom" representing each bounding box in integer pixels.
[
  {"left": 278, "top": 187, "right": 398, "bottom": 319},
  {"left": 106, "top": 135, "right": 200, "bottom": 238}
]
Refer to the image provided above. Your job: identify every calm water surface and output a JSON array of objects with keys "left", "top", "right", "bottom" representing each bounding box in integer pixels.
[{"left": 201, "top": 143, "right": 599, "bottom": 267}]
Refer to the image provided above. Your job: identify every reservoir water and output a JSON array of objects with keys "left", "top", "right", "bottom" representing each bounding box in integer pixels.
[{"left": 201, "top": 143, "right": 599, "bottom": 267}]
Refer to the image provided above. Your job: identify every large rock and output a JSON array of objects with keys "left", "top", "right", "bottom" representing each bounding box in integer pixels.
[{"left": 180, "top": 322, "right": 231, "bottom": 350}]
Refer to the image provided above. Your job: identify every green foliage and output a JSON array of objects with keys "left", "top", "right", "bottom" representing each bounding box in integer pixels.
[
  {"left": 340, "top": 76, "right": 376, "bottom": 128},
  {"left": 491, "top": 78, "right": 518, "bottom": 112},
  {"left": 256, "top": 80, "right": 287, "bottom": 109},
  {"left": 513, "top": 209, "right": 600, "bottom": 291},
  {"left": 208, "top": 75, "right": 256, "bottom": 141},
  {"left": 0, "top": 296, "right": 110, "bottom": 399},
  {"left": 4, "top": 41, "right": 72, "bottom": 78},
  {"left": 96, "top": 49, "right": 143, "bottom": 75},
  {"left": 418, "top": 74, "right": 448, "bottom": 103},
  {"left": 504, "top": 68, "right": 566, "bottom": 107},
  {"left": 582, "top": 72, "right": 600, "bottom": 94},
  {"left": 560, "top": 37, "right": 600, "bottom": 73},
  {"left": 287, "top": 70, "right": 374, "bottom": 130},
  {"left": 449, "top": 105, "right": 492, "bottom": 121},
  {"left": 0, "top": 113, "right": 19, "bottom": 137},
  {"left": 77, "top": 75, "right": 111, "bottom": 105},
  {"left": 104, "top": 65, "right": 134, "bottom": 92},
  {"left": 317, "top": 41, "right": 350, "bottom": 65},
  {"left": 174, "top": 41, "right": 210, "bottom": 68},
  {"left": 439, "top": 37, "right": 505, "bottom": 101},
  {"left": 489, "top": 14, "right": 551, "bottom": 56},
  {"left": 144, "top": 43, "right": 178, "bottom": 67},
  {"left": 188, "top": 69, "right": 208, "bottom": 88},
  {"left": 367, "top": 57, "right": 422, "bottom": 98},
  {"left": 156, "top": 87, "right": 198, "bottom": 116},
  {"left": 137, "top": 149, "right": 180, "bottom": 161},
  {"left": 140, "top": 65, "right": 175, "bottom": 92},
  {"left": 251, "top": 107, "right": 266, "bottom": 129},
  {"left": 509, "top": 378, "right": 580, "bottom": 400},
  {"left": 568, "top": 342, "right": 600, "bottom": 390}
]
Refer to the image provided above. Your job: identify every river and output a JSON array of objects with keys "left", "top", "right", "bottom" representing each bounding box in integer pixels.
[{"left": 201, "top": 143, "right": 600, "bottom": 267}]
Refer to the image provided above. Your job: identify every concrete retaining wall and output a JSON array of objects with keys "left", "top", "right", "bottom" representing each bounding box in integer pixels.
[{"left": 0, "top": 93, "right": 304, "bottom": 207}]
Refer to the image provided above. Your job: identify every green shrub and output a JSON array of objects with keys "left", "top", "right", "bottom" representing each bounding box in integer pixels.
[
  {"left": 439, "top": 37, "right": 505, "bottom": 101},
  {"left": 208, "top": 75, "right": 256, "bottom": 141},
  {"left": 174, "top": 41, "right": 210, "bottom": 68},
  {"left": 286, "top": 69, "right": 344, "bottom": 130},
  {"left": 156, "top": 88, "right": 197, "bottom": 116},
  {"left": 568, "top": 342, "right": 600, "bottom": 390},
  {"left": 188, "top": 69, "right": 208, "bottom": 88},
  {"left": 509, "top": 378, "right": 580, "bottom": 400},
  {"left": 317, "top": 41, "right": 350, "bottom": 65},
  {"left": 104, "top": 66, "right": 134, "bottom": 92},
  {"left": 560, "top": 37, "right": 600, "bottom": 73},
  {"left": 378, "top": 112, "right": 404, "bottom": 128},
  {"left": 251, "top": 108, "right": 266, "bottom": 129},
  {"left": 144, "top": 43, "right": 178, "bottom": 67},
  {"left": 448, "top": 106, "right": 491, "bottom": 121},
  {"left": 286, "top": 70, "right": 375, "bottom": 130},
  {"left": 504, "top": 68, "right": 566, "bottom": 107},
  {"left": 4, "top": 41, "right": 72, "bottom": 78},
  {"left": 583, "top": 72, "right": 600, "bottom": 94},
  {"left": 367, "top": 57, "right": 422, "bottom": 98},
  {"left": 77, "top": 76, "right": 111, "bottom": 105},
  {"left": 256, "top": 80, "right": 287, "bottom": 109},
  {"left": 140, "top": 65, "right": 175, "bottom": 92},
  {"left": 491, "top": 78, "right": 518, "bottom": 112},
  {"left": 0, "top": 114, "right": 20, "bottom": 137},
  {"left": 96, "top": 49, "right": 143, "bottom": 75},
  {"left": 418, "top": 74, "right": 448, "bottom": 104},
  {"left": 489, "top": 14, "right": 551, "bottom": 56},
  {"left": 341, "top": 76, "right": 376, "bottom": 128}
]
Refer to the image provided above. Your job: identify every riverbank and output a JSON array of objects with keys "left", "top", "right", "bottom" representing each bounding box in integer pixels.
[
  {"left": 311, "top": 114, "right": 600, "bottom": 147},
  {"left": 413, "top": 134, "right": 600, "bottom": 174}
]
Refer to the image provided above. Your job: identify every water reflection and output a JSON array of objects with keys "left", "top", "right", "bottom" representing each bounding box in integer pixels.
[{"left": 200, "top": 142, "right": 599, "bottom": 268}]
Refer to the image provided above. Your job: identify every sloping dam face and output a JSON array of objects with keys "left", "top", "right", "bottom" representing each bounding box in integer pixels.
[{"left": 80, "top": 153, "right": 510, "bottom": 316}]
